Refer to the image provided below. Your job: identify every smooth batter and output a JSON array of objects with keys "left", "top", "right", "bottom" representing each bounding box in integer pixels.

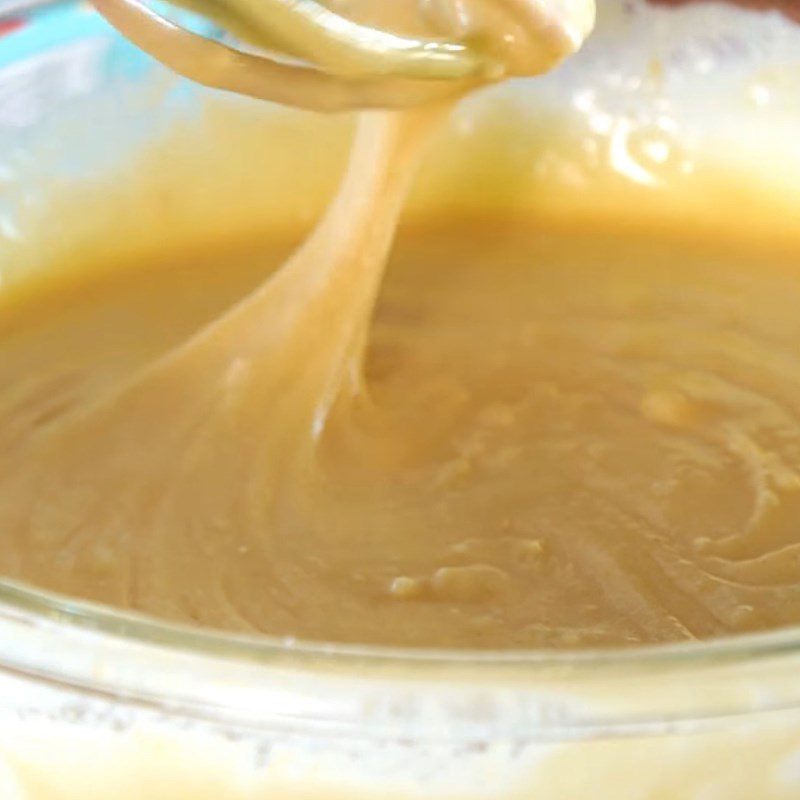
[
  {"left": 4, "top": 185, "right": 800, "bottom": 648},
  {"left": 1, "top": 0, "right": 800, "bottom": 649}
]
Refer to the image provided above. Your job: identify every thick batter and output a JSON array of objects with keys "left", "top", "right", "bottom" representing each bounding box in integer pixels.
[{"left": 1, "top": 0, "right": 800, "bottom": 649}]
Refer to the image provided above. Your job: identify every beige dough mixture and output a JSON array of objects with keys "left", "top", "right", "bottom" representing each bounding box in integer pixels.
[{"left": 1, "top": 0, "right": 800, "bottom": 649}]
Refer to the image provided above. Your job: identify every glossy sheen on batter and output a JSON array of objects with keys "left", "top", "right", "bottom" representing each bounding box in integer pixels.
[{"left": 2, "top": 206, "right": 800, "bottom": 647}]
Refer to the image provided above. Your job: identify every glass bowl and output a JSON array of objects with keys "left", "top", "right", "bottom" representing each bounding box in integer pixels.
[{"left": 1, "top": 0, "right": 800, "bottom": 796}]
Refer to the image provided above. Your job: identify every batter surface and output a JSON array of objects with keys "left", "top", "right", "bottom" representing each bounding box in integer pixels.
[{"left": 2, "top": 207, "right": 800, "bottom": 648}]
